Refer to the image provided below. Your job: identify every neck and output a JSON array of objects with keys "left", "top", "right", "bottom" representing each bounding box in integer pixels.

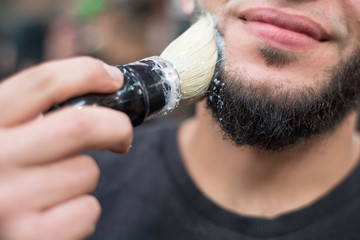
[{"left": 178, "top": 101, "right": 360, "bottom": 218}]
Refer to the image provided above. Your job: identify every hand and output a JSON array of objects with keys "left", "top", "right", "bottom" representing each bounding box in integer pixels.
[{"left": 0, "top": 57, "right": 133, "bottom": 240}]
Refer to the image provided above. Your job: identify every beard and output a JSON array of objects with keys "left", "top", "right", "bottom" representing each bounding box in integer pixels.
[{"left": 206, "top": 47, "right": 360, "bottom": 152}]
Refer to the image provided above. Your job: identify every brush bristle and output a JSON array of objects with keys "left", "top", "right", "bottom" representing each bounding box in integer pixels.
[{"left": 160, "top": 13, "right": 218, "bottom": 104}]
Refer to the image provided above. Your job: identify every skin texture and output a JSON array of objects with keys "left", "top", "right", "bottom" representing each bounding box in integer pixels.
[
  {"left": 0, "top": 57, "right": 133, "bottom": 240},
  {"left": 179, "top": 0, "right": 360, "bottom": 217}
]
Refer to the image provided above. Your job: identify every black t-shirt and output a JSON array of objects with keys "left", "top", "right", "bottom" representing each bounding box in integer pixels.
[{"left": 88, "top": 122, "right": 360, "bottom": 240}]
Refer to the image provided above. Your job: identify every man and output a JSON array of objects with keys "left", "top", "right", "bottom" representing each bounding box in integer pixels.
[{"left": 0, "top": 0, "right": 360, "bottom": 239}]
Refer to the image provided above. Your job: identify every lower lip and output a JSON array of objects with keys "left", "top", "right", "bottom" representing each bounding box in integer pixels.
[{"left": 244, "top": 21, "right": 319, "bottom": 50}]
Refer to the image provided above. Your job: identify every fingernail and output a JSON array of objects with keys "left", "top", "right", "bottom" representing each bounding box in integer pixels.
[{"left": 103, "top": 63, "right": 123, "bottom": 84}]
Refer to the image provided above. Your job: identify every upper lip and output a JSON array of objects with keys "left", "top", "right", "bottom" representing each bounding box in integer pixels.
[{"left": 239, "top": 8, "right": 330, "bottom": 41}]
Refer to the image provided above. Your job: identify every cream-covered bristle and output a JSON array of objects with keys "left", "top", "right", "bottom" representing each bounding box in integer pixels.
[{"left": 160, "top": 13, "right": 218, "bottom": 104}]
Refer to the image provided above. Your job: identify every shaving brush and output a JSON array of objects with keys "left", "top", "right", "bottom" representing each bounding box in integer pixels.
[{"left": 58, "top": 13, "right": 218, "bottom": 126}]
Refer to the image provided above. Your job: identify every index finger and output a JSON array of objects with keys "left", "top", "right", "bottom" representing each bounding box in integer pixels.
[{"left": 0, "top": 57, "right": 123, "bottom": 127}]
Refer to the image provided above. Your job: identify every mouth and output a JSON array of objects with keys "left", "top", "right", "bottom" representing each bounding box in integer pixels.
[{"left": 239, "top": 8, "right": 330, "bottom": 50}]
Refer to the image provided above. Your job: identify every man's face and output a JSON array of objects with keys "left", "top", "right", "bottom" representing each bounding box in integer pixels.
[
  {"left": 198, "top": 0, "right": 359, "bottom": 90},
  {"left": 184, "top": 0, "right": 360, "bottom": 151}
]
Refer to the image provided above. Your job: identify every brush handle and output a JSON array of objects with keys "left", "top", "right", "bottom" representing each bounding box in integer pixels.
[{"left": 51, "top": 57, "right": 181, "bottom": 126}]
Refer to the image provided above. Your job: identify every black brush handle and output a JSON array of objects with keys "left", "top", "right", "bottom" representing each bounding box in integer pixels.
[{"left": 53, "top": 59, "right": 168, "bottom": 126}]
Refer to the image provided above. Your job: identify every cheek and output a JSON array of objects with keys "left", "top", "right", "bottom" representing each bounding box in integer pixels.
[
  {"left": 340, "top": 0, "right": 360, "bottom": 42},
  {"left": 344, "top": 0, "right": 360, "bottom": 17}
]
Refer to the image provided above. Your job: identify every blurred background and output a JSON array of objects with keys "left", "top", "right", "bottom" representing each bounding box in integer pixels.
[{"left": 0, "top": 0, "right": 194, "bottom": 120}]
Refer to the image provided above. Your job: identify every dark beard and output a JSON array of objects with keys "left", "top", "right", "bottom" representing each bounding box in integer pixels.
[
  {"left": 206, "top": 47, "right": 360, "bottom": 152},
  {"left": 259, "top": 45, "right": 297, "bottom": 68}
]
